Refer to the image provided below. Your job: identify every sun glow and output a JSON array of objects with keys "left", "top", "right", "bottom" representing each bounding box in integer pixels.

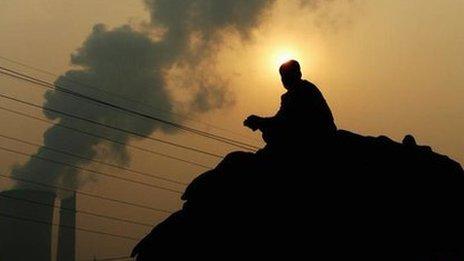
[
  {"left": 261, "top": 45, "right": 308, "bottom": 78},
  {"left": 273, "top": 49, "right": 299, "bottom": 69}
]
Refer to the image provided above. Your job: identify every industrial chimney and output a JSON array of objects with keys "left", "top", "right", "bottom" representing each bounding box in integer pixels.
[
  {"left": 0, "top": 189, "right": 56, "bottom": 261},
  {"left": 57, "top": 193, "right": 76, "bottom": 261}
]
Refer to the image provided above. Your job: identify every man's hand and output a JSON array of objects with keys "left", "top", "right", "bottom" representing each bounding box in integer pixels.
[{"left": 243, "top": 115, "right": 263, "bottom": 131}]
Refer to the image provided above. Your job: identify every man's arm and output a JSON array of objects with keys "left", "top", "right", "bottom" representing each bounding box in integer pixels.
[
  {"left": 244, "top": 93, "right": 288, "bottom": 131},
  {"left": 243, "top": 115, "right": 264, "bottom": 131},
  {"left": 243, "top": 106, "right": 286, "bottom": 132}
]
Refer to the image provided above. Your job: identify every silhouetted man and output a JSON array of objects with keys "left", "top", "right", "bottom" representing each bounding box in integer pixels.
[{"left": 244, "top": 60, "right": 336, "bottom": 147}]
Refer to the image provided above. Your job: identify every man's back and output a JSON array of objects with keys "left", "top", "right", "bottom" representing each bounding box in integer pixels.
[
  {"left": 257, "top": 80, "right": 336, "bottom": 147},
  {"left": 278, "top": 80, "right": 336, "bottom": 134}
]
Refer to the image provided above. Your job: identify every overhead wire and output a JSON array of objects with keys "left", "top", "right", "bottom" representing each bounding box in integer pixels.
[
  {"left": 0, "top": 133, "right": 188, "bottom": 186},
  {"left": 0, "top": 65, "right": 260, "bottom": 151},
  {"left": 0, "top": 84, "right": 224, "bottom": 159},
  {"left": 84, "top": 256, "right": 133, "bottom": 261},
  {"left": 0, "top": 193, "right": 153, "bottom": 227},
  {"left": 0, "top": 174, "right": 175, "bottom": 214},
  {"left": 0, "top": 212, "right": 141, "bottom": 241},
  {"left": 0, "top": 104, "right": 213, "bottom": 169},
  {"left": 0, "top": 54, "right": 259, "bottom": 145},
  {"left": 0, "top": 145, "right": 184, "bottom": 194}
]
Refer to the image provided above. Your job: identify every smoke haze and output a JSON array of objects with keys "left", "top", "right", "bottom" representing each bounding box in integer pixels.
[{"left": 11, "top": 0, "right": 275, "bottom": 192}]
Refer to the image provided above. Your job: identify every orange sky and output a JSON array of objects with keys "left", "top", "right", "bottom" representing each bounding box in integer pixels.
[{"left": 0, "top": 0, "right": 463, "bottom": 259}]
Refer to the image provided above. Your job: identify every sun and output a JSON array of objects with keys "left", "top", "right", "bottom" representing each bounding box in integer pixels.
[
  {"left": 272, "top": 49, "right": 299, "bottom": 69},
  {"left": 263, "top": 46, "right": 305, "bottom": 76}
]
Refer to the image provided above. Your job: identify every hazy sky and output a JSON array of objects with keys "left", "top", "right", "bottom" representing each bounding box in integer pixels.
[{"left": 0, "top": 0, "right": 463, "bottom": 259}]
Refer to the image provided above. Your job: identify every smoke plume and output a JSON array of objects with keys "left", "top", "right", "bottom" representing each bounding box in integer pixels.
[{"left": 11, "top": 0, "right": 274, "bottom": 192}]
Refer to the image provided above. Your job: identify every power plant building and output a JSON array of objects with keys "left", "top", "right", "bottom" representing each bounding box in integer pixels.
[{"left": 0, "top": 189, "right": 76, "bottom": 261}]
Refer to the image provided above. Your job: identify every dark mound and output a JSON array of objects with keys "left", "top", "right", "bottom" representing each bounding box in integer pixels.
[{"left": 132, "top": 130, "right": 464, "bottom": 260}]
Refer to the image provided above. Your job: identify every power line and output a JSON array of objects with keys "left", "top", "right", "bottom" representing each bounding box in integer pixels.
[
  {"left": 0, "top": 66, "right": 260, "bottom": 151},
  {"left": 0, "top": 90, "right": 223, "bottom": 159},
  {"left": 0, "top": 133, "right": 188, "bottom": 186},
  {"left": 85, "top": 256, "right": 132, "bottom": 261},
  {"left": 0, "top": 174, "right": 175, "bottom": 214},
  {"left": 0, "top": 104, "right": 213, "bottom": 169},
  {"left": 0, "top": 67, "right": 257, "bottom": 151},
  {"left": 0, "top": 193, "right": 153, "bottom": 227},
  {"left": 0, "top": 145, "right": 183, "bottom": 194},
  {"left": 0, "top": 54, "right": 259, "bottom": 145},
  {"left": 0, "top": 212, "right": 140, "bottom": 241}
]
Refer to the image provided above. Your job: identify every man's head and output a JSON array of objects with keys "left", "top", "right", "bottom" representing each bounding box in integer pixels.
[{"left": 279, "top": 60, "right": 302, "bottom": 90}]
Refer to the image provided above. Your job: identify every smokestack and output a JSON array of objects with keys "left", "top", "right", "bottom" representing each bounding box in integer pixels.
[
  {"left": 0, "top": 189, "right": 56, "bottom": 261},
  {"left": 57, "top": 193, "right": 76, "bottom": 261}
]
